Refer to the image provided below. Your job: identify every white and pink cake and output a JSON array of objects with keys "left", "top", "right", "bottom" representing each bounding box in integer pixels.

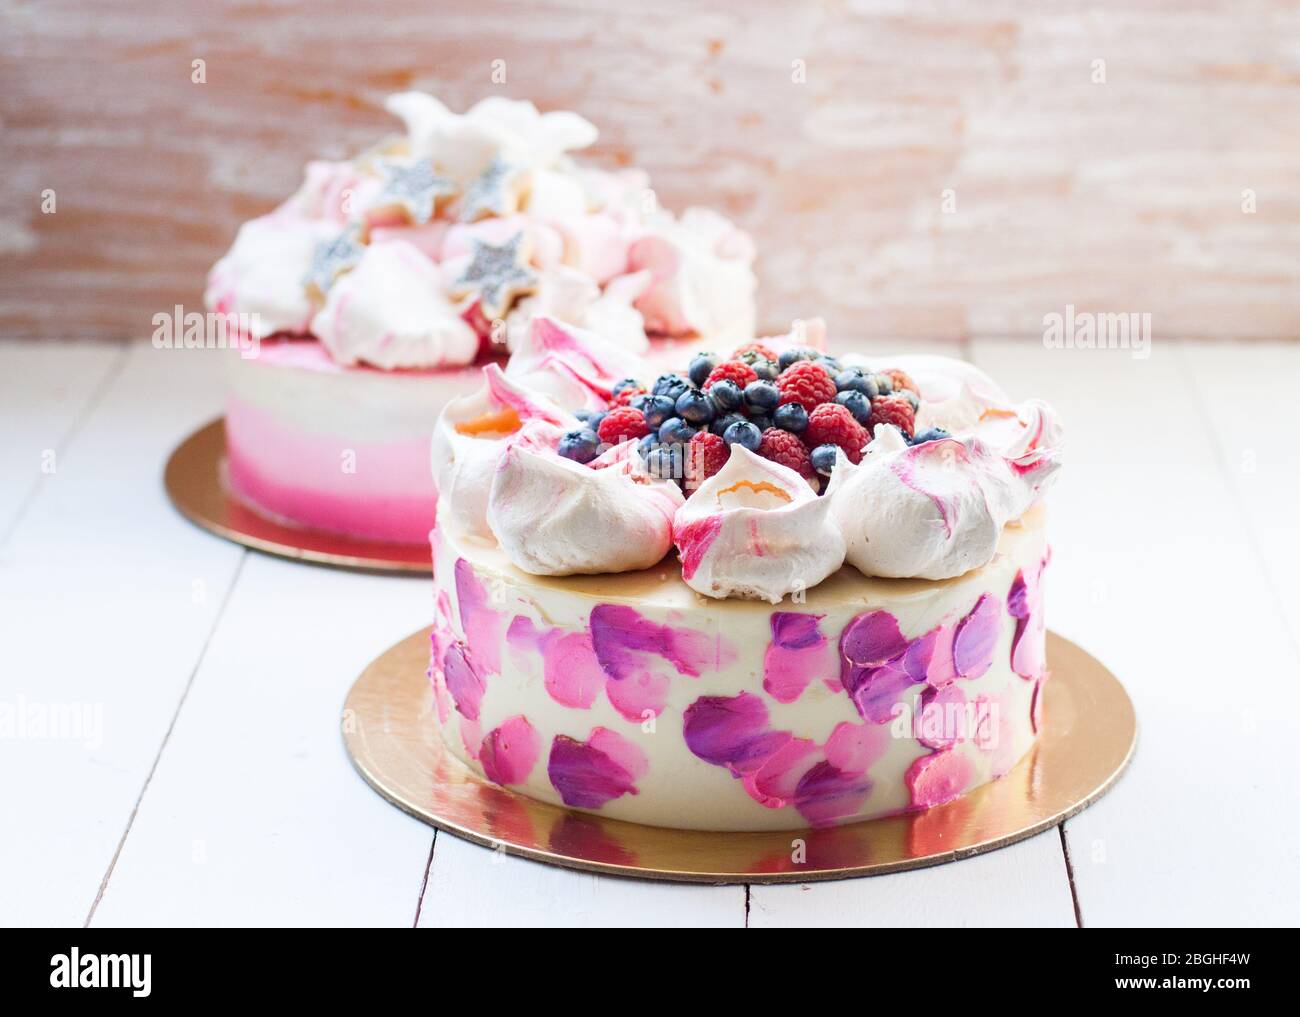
[
  {"left": 205, "top": 92, "right": 756, "bottom": 543},
  {"left": 427, "top": 320, "right": 1064, "bottom": 831}
]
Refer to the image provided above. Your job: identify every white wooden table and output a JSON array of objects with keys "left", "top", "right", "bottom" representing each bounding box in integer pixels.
[{"left": 2, "top": 338, "right": 1296, "bottom": 928}]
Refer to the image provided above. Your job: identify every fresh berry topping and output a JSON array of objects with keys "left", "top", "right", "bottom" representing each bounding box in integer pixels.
[
  {"left": 773, "top": 402, "right": 808, "bottom": 433},
  {"left": 722, "top": 419, "right": 763, "bottom": 452},
  {"left": 752, "top": 359, "right": 780, "bottom": 381},
  {"left": 805, "top": 402, "right": 870, "bottom": 463},
  {"left": 674, "top": 387, "right": 717, "bottom": 425},
  {"left": 687, "top": 353, "right": 718, "bottom": 388},
  {"left": 757, "top": 427, "right": 813, "bottom": 478},
  {"left": 776, "top": 360, "right": 837, "bottom": 412},
  {"left": 867, "top": 394, "right": 916, "bottom": 438},
  {"left": 873, "top": 372, "right": 894, "bottom": 395},
  {"left": 743, "top": 379, "right": 780, "bottom": 413},
  {"left": 658, "top": 416, "right": 697, "bottom": 445},
  {"left": 733, "top": 341, "right": 778, "bottom": 362},
  {"left": 810, "top": 443, "right": 839, "bottom": 477},
  {"left": 835, "top": 368, "right": 879, "bottom": 400},
  {"left": 899, "top": 388, "right": 920, "bottom": 412},
  {"left": 778, "top": 346, "right": 818, "bottom": 371},
  {"left": 557, "top": 428, "right": 601, "bottom": 465},
  {"left": 911, "top": 427, "right": 951, "bottom": 446},
  {"left": 652, "top": 373, "right": 690, "bottom": 401},
  {"left": 639, "top": 394, "right": 677, "bottom": 429},
  {"left": 814, "top": 356, "right": 841, "bottom": 375},
  {"left": 636, "top": 433, "right": 656, "bottom": 458},
  {"left": 711, "top": 412, "right": 748, "bottom": 437},
  {"left": 749, "top": 413, "right": 774, "bottom": 432},
  {"left": 598, "top": 405, "right": 651, "bottom": 444},
  {"left": 613, "top": 384, "right": 646, "bottom": 406},
  {"left": 834, "top": 389, "right": 872, "bottom": 425},
  {"left": 704, "top": 359, "right": 758, "bottom": 391},
  {"left": 688, "top": 430, "right": 729, "bottom": 480},
  {"left": 708, "top": 379, "right": 744, "bottom": 413},
  {"left": 882, "top": 368, "right": 919, "bottom": 396}
]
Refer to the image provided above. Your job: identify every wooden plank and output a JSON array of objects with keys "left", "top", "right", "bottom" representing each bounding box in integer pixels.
[
  {"left": 418, "top": 832, "right": 744, "bottom": 928},
  {"left": 0, "top": 342, "right": 244, "bottom": 926},
  {"left": 90, "top": 552, "right": 436, "bottom": 927},
  {"left": 4, "top": 3, "right": 1298, "bottom": 341},
  {"left": 0, "top": 341, "right": 124, "bottom": 538},
  {"left": 971, "top": 338, "right": 1300, "bottom": 926},
  {"left": 749, "top": 829, "right": 1076, "bottom": 928}
]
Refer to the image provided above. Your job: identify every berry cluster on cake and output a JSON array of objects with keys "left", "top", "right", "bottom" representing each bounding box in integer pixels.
[
  {"left": 205, "top": 92, "right": 755, "bottom": 543},
  {"left": 428, "top": 317, "right": 1063, "bottom": 830}
]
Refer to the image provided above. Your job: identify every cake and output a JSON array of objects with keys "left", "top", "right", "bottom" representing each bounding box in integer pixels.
[
  {"left": 205, "top": 92, "right": 756, "bottom": 543},
  {"left": 427, "top": 319, "right": 1064, "bottom": 831}
]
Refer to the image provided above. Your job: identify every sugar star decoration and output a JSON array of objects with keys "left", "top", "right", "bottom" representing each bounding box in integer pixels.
[
  {"left": 458, "top": 156, "right": 527, "bottom": 222},
  {"left": 453, "top": 232, "right": 538, "bottom": 320},
  {"left": 374, "top": 160, "right": 457, "bottom": 224},
  {"left": 304, "top": 226, "right": 364, "bottom": 296}
]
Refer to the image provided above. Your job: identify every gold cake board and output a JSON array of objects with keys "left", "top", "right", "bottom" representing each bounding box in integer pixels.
[
  {"left": 343, "top": 627, "right": 1136, "bottom": 884},
  {"left": 165, "top": 419, "right": 430, "bottom": 573}
]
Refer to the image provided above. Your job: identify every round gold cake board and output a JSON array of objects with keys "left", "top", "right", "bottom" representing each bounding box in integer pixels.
[
  {"left": 164, "top": 419, "right": 430, "bottom": 573},
  {"left": 343, "top": 628, "right": 1136, "bottom": 884}
]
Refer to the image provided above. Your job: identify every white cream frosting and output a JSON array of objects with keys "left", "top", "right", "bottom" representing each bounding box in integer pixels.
[
  {"left": 674, "top": 447, "right": 846, "bottom": 604},
  {"left": 432, "top": 365, "right": 575, "bottom": 540},
  {"left": 205, "top": 215, "right": 335, "bottom": 339},
  {"left": 627, "top": 207, "right": 757, "bottom": 340},
  {"left": 828, "top": 414, "right": 1063, "bottom": 581},
  {"left": 311, "top": 241, "right": 478, "bottom": 370},
  {"left": 487, "top": 441, "right": 684, "bottom": 576},
  {"left": 504, "top": 313, "right": 649, "bottom": 412},
  {"left": 504, "top": 269, "right": 650, "bottom": 361}
]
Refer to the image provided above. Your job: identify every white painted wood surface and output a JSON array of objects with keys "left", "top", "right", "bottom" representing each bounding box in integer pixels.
[{"left": 1, "top": 337, "right": 1295, "bottom": 927}]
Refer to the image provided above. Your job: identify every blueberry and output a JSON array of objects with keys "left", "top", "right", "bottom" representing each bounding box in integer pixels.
[
  {"left": 778, "top": 346, "right": 816, "bottom": 371},
  {"left": 743, "top": 380, "right": 779, "bottom": 413},
  {"left": 652, "top": 373, "right": 687, "bottom": 397},
  {"left": 711, "top": 412, "right": 748, "bottom": 437},
  {"left": 835, "top": 389, "right": 872, "bottom": 425},
  {"left": 557, "top": 428, "right": 601, "bottom": 464},
  {"left": 675, "top": 387, "right": 716, "bottom": 425},
  {"left": 641, "top": 394, "right": 677, "bottom": 429},
  {"left": 751, "top": 359, "right": 779, "bottom": 382},
  {"left": 815, "top": 356, "right": 840, "bottom": 374},
  {"left": 574, "top": 408, "right": 593, "bottom": 423},
  {"left": 637, "top": 433, "right": 656, "bottom": 459},
  {"left": 612, "top": 377, "right": 640, "bottom": 398},
  {"left": 749, "top": 414, "right": 774, "bottom": 433},
  {"left": 645, "top": 443, "right": 683, "bottom": 481},
  {"left": 773, "top": 402, "right": 808, "bottom": 433},
  {"left": 722, "top": 420, "right": 762, "bottom": 452},
  {"left": 835, "top": 368, "right": 879, "bottom": 400},
  {"left": 586, "top": 410, "right": 607, "bottom": 434},
  {"left": 708, "top": 379, "right": 744, "bottom": 413},
  {"left": 900, "top": 389, "right": 920, "bottom": 412},
  {"left": 658, "top": 416, "right": 697, "bottom": 444},
  {"left": 688, "top": 353, "right": 718, "bottom": 388},
  {"left": 810, "top": 443, "right": 839, "bottom": 476},
  {"left": 873, "top": 372, "right": 893, "bottom": 396},
  {"left": 911, "top": 427, "right": 951, "bottom": 446}
]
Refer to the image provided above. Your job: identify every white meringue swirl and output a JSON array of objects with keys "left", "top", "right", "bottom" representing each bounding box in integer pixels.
[{"left": 674, "top": 447, "right": 846, "bottom": 604}]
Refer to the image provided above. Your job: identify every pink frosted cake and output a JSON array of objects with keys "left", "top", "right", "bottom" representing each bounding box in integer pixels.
[
  {"left": 427, "top": 319, "right": 1064, "bottom": 830},
  {"left": 205, "top": 92, "right": 756, "bottom": 543}
]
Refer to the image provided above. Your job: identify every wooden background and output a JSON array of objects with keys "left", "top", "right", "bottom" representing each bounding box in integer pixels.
[{"left": 3, "top": 0, "right": 1299, "bottom": 342}]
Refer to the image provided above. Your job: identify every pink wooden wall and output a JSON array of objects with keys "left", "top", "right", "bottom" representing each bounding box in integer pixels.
[{"left": 2, "top": 0, "right": 1298, "bottom": 341}]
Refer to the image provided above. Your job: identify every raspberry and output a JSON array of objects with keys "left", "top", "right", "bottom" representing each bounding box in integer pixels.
[
  {"left": 867, "top": 394, "right": 916, "bottom": 438},
  {"left": 882, "top": 368, "right": 919, "bottom": 396},
  {"left": 732, "top": 341, "right": 778, "bottom": 362},
  {"left": 776, "top": 360, "right": 837, "bottom": 412},
  {"left": 804, "top": 403, "right": 869, "bottom": 463},
  {"left": 613, "top": 384, "right": 646, "bottom": 406},
  {"left": 687, "top": 430, "right": 729, "bottom": 481},
  {"left": 703, "top": 360, "right": 758, "bottom": 391},
  {"left": 757, "top": 428, "right": 813, "bottom": 479},
  {"left": 597, "top": 406, "right": 650, "bottom": 445}
]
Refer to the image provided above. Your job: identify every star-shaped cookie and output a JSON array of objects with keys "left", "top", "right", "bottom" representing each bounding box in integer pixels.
[
  {"left": 373, "top": 160, "right": 457, "bottom": 224},
  {"left": 303, "top": 226, "right": 365, "bottom": 297},
  {"left": 458, "top": 156, "right": 528, "bottom": 222},
  {"left": 452, "top": 232, "right": 538, "bottom": 320}
]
